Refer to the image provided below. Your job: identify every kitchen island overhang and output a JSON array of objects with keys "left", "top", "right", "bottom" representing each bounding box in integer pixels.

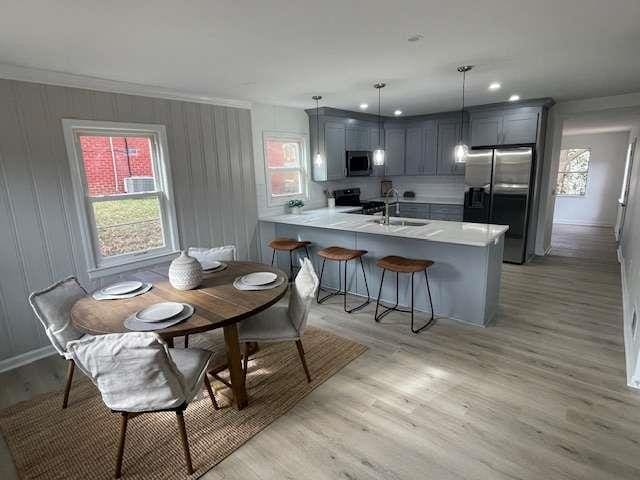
[{"left": 259, "top": 209, "right": 508, "bottom": 327}]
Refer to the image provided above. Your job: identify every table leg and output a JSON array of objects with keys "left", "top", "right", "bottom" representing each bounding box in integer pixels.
[
  {"left": 223, "top": 323, "right": 248, "bottom": 409},
  {"left": 166, "top": 337, "right": 175, "bottom": 348}
]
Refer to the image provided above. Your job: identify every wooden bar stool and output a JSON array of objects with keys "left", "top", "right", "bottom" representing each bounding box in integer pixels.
[
  {"left": 269, "top": 238, "right": 311, "bottom": 281},
  {"left": 374, "top": 255, "right": 435, "bottom": 333},
  {"left": 316, "top": 246, "right": 370, "bottom": 313}
]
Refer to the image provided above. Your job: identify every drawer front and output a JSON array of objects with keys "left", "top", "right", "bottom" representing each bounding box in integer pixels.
[{"left": 430, "top": 204, "right": 463, "bottom": 215}]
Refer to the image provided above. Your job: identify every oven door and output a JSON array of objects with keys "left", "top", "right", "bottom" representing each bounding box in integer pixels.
[{"left": 347, "top": 151, "right": 371, "bottom": 176}]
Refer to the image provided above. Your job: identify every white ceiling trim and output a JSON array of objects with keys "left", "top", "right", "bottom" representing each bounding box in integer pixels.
[{"left": 0, "top": 63, "right": 252, "bottom": 110}]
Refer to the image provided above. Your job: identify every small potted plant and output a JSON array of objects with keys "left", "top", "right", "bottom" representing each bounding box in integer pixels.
[{"left": 287, "top": 199, "right": 305, "bottom": 214}]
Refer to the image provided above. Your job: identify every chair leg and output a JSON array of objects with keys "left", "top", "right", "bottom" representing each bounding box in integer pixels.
[
  {"left": 114, "top": 412, "right": 129, "bottom": 479},
  {"left": 374, "top": 268, "right": 386, "bottom": 322},
  {"left": 184, "top": 335, "right": 189, "bottom": 348},
  {"left": 242, "top": 342, "right": 250, "bottom": 377},
  {"left": 289, "top": 250, "right": 294, "bottom": 282},
  {"left": 343, "top": 259, "right": 371, "bottom": 313},
  {"left": 410, "top": 270, "right": 435, "bottom": 334},
  {"left": 271, "top": 248, "right": 276, "bottom": 266},
  {"left": 176, "top": 411, "right": 194, "bottom": 475},
  {"left": 62, "top": 360, "right": 75, "bottom": 409},
  {"left": 203, "top": 374, "right": 219, "bottom": 410},
  {"left": 295, "top": 340, "right": 312, "bottom": 382}
]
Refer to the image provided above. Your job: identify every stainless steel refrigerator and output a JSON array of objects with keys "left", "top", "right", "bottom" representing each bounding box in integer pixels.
[{"left": 463, "top": 147, "right": 534, "bottom": 264}]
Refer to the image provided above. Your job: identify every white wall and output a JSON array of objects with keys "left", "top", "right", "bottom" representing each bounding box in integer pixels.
[
  {"left": 251, "top": 103, "right": 326, "bottom": 217},
  {"left": 620, "top": 124, "right": 640, "bottom": 388},
  {"left": 553, "top": 131, "right": 629, "bottom": 226},
  {"left": 536, "top": 92, "right": 640, "bottom": 254},
  {"left": 0, "top": 78, "right": 257, "bottom": 369}
]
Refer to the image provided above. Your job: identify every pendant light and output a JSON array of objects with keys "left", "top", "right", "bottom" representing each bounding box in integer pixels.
[
  {"left": 373, "top": 83, "right": 386, "bottom": 166},
  {"left": 312, "top": 95, "right": 323, "bottom": 166},
  {"left": 454, "top": 65, "right": 473, "bottom": 163}
]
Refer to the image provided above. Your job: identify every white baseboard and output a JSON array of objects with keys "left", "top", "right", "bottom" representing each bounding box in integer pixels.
[
  {"left": 553, "top": 219, "right": 614, "bottom": 227},
  {"left": 0, "top": 345, "right": 56, "bottom": 373}
]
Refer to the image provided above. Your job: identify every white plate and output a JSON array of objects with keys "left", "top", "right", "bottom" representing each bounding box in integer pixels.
[
  {"left": 234, "top": 275, "right": 286, "bottom": 291},
  {"left": 92, "top": 283, "right": 152, "bottom": 301},
  {"left": 135, "top": 302, "right": 184, "bottom": 323},
  {"left": 101, "top": 281, "right": 143, "bottom": 296},
  {"left": 201, "top": 260, "right": 222, "bottom": 271},
  {"left": 240, "top": 272, "right": 278, "bottom": 286},
  {"left": 125, "top": 304, "right": 194, "bottom": 331}
]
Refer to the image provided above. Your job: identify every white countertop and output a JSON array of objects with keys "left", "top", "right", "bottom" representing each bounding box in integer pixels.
[
  {"left": 368, "top": 195, "right": 463, "bottom": 205},
  {"left": 260, "top": 207, "right": 508, "bottom": 247}
]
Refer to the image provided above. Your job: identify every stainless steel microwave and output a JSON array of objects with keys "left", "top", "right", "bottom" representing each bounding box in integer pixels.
[{"left": 346, "top": 150, "right": 371, "bottom": 176}]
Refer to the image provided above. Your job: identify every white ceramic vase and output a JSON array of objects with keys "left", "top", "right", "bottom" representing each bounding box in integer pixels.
[
  {"left": 290, "top": 206, "right": 302, "bottom": 215},
  {"left": 327, "top": 198, "right": 336, "bottom": 209},
  {"left": 169, "top": 251, "right": 203, "bottom": 290}
]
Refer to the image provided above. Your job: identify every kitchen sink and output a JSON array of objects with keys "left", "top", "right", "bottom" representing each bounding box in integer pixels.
[{"left": 369, "top": 218, "right": 429, "bottom": 227}]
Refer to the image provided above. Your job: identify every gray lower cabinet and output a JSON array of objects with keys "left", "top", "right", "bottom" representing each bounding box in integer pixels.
[
  {"left": 384, "top": 128, "right": 405, "bottom": 176},
  {"left": 437, "top": 120, "right": 465, "bottom": 176},
  {"left": 389, "top": 203, "right": 462, "bottom": 221},
  {"left": 324, "top": 121, "right": 346, "bottom": 180},
  {"left": 429, "top": 204, "right": 463, "bottom": 221}
]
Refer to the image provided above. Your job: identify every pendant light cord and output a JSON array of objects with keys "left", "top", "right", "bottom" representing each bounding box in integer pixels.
[
  {"left": 316, "top": 97, "right": 319, "bottom": 155},
  {"left": 460, "top": 69, "right": 466, "bottom": 142},
  {"left": 378, "top": 86, "right": 381, "bottom": 146}
]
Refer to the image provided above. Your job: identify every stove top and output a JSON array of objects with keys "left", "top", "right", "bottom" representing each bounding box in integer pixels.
[{"left": 334, "top": 188, "right": 386, "bottom": 214}]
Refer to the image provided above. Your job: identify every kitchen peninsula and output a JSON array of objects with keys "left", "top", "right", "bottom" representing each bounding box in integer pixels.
[{"left": 259, "top": 207, "right": 508, "bottom": 326}]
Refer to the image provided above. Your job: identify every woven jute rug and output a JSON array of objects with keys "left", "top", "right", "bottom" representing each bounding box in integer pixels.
[{"left": 0, "top": 326, "right": 366, "bottom": 479}]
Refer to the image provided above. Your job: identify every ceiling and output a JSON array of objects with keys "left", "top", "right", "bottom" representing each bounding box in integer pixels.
[{"left": 1, "top": 0, "right": 640, "bottom": 115}]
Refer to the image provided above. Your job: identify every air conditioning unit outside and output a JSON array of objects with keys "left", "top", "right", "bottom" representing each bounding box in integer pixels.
[{"left": 124, "top": 176, "right": 155, "bottom": 193}]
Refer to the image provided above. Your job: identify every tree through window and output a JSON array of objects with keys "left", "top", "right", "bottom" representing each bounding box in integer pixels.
[{"left": 556, "top": 148, "right": 591, "bottom": 196}]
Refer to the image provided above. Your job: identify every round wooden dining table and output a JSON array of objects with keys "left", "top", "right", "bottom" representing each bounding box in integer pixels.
[{"left": 70, "top": 261, "right": 288, "bottom": 410}]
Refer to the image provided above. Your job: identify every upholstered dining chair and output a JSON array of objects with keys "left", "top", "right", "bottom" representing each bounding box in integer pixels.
[
  {"left": 188, "top": 244, "right": 237, "bottom": 262},
  {"left": 66, "top": 332, "right": 219, "bottom": 478},
  {"left": 239, "top": 258, "right": 319, "bottom": 382},
  {"left": 28, "top": 276, "right": 89, "bottom": 409}
]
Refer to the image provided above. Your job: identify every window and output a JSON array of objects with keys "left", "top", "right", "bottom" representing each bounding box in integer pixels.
[
  {"left": 63, "top": 120, "right": 179, "bottom": 278},
  {"left": 556, "top": 148, "right": 591, "bottom": 196},
  {"left": 263, "top": 132, "right": 309, "bottom": 205}
]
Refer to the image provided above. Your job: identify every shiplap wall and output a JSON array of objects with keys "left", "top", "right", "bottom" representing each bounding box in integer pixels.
[{"left": 0, "top": 78, "right": 257, "bottom": 362}]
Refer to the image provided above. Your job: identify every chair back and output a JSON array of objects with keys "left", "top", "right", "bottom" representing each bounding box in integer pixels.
[
  {"left": 288, "top": 258, "right": 319, "bottom": 335},
  {"left": 66, "top": 332, "right": 187, "bottom": 412},
  {"left": 28, "top": 276, "right": 87, "bottom": 355},
  {"left": 188, "top": 245, "right": 237, "bottom": 262}
]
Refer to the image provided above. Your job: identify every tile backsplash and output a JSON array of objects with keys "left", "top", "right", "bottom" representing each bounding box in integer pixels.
[{"left": 325, "top": 175, "right": 465, "bottom": 201}]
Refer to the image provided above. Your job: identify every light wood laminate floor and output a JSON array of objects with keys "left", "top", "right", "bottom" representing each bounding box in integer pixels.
[{"left": 1, "top": 224, "right": 637, "bottom": 479}]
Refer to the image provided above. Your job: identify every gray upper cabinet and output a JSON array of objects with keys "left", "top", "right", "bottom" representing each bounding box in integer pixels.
[
  {"left": 384, "top": 128, "right": 405, "bottom": 176},
  {"left": 470, "top": 108, "right": 539, "bottom": 147},
  {"left": 437, "top": 120, "right": 464, "bottom": 176},
  {"left": 422, "top": 121, "right": 437, "bottom": 175},
  {"left": 346, "top": 126, "right": 371, "bottom": 151},
  {"left": 404, "top": 121, "right": 437, "bottom": 176},
  {"left": 324, "top": 121, "right": 346, "bottom": 180},
  {"left": 470, "top": 113, "right": 502, "bottom": 146},
  {"left": 404, "top": 126, "right": 422, "bottom": 176},
  {"left": 502, "top": 111, "right": 539, "bottom": 144}
]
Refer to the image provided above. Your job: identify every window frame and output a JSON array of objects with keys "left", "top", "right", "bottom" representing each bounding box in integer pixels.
[
  {"left": 556, "top": 147, "right": 591, "bottom": 197},
  {"left": 262, "top": 131, "right": 310, "bottom": 207},
  {"left": 62, "top": 119, "right": 180, "bottom": 279}
]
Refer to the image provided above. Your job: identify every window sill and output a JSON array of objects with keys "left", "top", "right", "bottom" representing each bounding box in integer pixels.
[{"left": 87, "top": 250, "right": 180, "bottom": 280}]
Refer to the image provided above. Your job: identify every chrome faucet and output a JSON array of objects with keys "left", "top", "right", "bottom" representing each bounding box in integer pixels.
[{"left": 383, "top": 188, "right": 400, "bottom": 225}]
